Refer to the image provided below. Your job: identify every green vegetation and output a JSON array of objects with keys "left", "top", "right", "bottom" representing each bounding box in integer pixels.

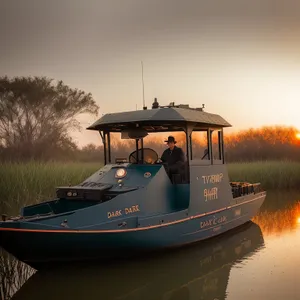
[
  {"left": 0, "top": 76, "right": 99, "bottom": 162},
  {"left": 227, "top": 160, "right": 300, "bottom": 190},
  {"left": 1, "top": 160, "right": 300, "bottom": 215},
  {"left": 0, "top": 161, "right": 100, "bottom": 215}
]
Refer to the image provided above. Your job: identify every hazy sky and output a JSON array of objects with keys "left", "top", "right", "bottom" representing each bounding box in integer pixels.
[{"left": 1, "top": 0, "right": 300, "bottom": 146}]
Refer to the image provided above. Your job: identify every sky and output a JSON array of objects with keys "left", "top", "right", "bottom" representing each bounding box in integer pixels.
[{"left": 1, "top": 0, "right": 300, "bottom": 147}]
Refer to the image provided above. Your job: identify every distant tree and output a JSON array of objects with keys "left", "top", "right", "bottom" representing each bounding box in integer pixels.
[
  {"left": 223, "top": 126, "right": 300, "bottom": 162},
  {"left": 73, "top": 125, "right": 300, "bottom": 164},
  {"left": 0, "top": 76, "right": 99, "bottom": 160},
  {"left": 77, "top": 143, "right": 104, "bottom": 162}
]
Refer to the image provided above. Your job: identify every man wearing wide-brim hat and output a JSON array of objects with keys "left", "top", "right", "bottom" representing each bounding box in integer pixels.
[{"left": 160, "top": 136, "right": 185, "bottom": 181}]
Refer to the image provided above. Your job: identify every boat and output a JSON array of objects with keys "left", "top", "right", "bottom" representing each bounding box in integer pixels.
[{"left": 0, "top": 99, "right": 266, "bottom": 269}]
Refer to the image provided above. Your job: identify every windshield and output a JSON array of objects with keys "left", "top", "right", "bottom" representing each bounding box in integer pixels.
[{"left": 109, "top": 132, "right": 187, "bottom": 164}]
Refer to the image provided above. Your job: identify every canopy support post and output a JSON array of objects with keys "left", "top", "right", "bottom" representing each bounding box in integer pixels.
[{"left": 99, "top": 131, "right": 107, "bottom": 165}]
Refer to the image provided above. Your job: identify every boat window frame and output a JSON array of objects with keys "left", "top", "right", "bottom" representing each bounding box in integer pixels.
[
  {"left": 210, "top": 128, "right": 224, "bottom": 165},
  {"left": 188, "top": 126, "right": 225, "bottom": 166},
  {"left": 99, "top": 122, "right": 225, "bottom": 166},
  {"left": 189, "top": 129, "right": 211, "bottom": 163}
]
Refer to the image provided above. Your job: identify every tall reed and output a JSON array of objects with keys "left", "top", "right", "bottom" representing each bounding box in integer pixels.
[
  {"left": 1, "top": 160, "right": 300, "bottom": 215},
  {"left": 227, "top": 160, "right": 300, "bottom": 190},
  {"left": 0, "top": 161, "right": 100, "bottom": 215}
]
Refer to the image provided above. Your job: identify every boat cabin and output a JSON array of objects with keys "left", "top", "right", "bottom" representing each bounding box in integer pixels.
[{"left": 87, "top": 98, "right": 231, "bottom": 185}]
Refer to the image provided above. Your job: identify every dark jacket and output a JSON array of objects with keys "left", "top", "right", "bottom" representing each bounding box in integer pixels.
[{"left": 161, "top": 146, "right": 185, "bottom": 167}]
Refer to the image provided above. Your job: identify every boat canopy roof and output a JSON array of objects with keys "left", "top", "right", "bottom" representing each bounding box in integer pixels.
[{"left": 87, "top": 104, "right": 231, "bottom": 133}]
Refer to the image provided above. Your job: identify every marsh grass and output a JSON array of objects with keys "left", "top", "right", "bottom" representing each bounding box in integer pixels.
[
  {"left": 1, "top": 160, "right": 300, "bottom": 215},
  {"left": 227, "top": 160, "right": 300, "bottom": 190},
  {"left": 0, "top": 161, "right": 100, "bottom": 215}
]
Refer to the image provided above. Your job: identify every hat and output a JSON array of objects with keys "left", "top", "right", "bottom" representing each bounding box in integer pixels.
[{"left": 164, "top": 136, "right": 177, "bottom": 144}]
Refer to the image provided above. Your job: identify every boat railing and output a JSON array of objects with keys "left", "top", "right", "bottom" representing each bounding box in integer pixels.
[{"left": 1, "top": 211, "right": 55, "bottom": 222}]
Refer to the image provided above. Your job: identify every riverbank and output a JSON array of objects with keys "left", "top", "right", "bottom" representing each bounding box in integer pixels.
[{"left": 1, "top": 160, "right": 300, "bottom": 214}]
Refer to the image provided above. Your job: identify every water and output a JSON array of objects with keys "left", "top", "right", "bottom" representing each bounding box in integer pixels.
[{"left": 1, "top": 190, "right": 300, "bottom": 300}]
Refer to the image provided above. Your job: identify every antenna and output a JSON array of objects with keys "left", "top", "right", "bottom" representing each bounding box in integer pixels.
[{"left": 141, "top": 61, "right": 147, "bottom": 110}]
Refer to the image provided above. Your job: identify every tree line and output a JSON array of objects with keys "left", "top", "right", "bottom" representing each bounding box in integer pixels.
[
  {"left": 73, "top": 126, "right": 300, "bottom": 163},
  {"left": 1, "top": 76, "right": 299, "bottom": 163}
]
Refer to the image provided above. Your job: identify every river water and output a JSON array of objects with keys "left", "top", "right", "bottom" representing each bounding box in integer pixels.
[{"left": 1, "top": 190, "right": 300, "bottom": 300}]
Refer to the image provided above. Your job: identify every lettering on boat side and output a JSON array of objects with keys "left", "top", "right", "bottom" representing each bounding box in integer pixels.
[
  {"left": 204, "top": 187, "right": 218, "bottom": 201},
  {"left": 107, "top": 210, "right": 122, "bottom": 218},
  {"left": 212, "top": 226, "right": 221, "bottom": 232},
  {"left": 202, "top": 173, "right": 223, "bottom": 201},
  {"left": 202, "top": 173, "right": 223, "bottom": 184},
  {"left": 107, "top": 205, "right": 140, "bottom": 218},
  {"left": 200, "top": 215, "right": 227, "bottom": 228},
  {"left": 234, "top": 208, "right": 241, "bottom": 216},
  {"left": 125, "top": 205, "right": 140, "bottom": 214}
]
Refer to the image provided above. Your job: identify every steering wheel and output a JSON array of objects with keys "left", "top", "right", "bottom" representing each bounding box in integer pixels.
[{"left": 129, "top": 148, "right": 159, "bottom": 164}]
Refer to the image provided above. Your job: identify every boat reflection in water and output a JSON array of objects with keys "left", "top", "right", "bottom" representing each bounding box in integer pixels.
[
  {"left": 10, "top": 221, "right": 264, "bottom": 300},
  {"left": 0, "top": 249, "right": 35, "bottom": 300}
]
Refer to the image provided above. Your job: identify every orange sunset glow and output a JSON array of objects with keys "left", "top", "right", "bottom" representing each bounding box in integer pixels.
[{"left": 253, "top": 202, "right": 300, "bottom": 236}]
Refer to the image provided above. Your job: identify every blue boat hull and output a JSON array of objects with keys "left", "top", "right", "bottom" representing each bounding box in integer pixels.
[
  {"left": 10, "top": 221, "right": 264, "bottom": 300},
  {"left": 0, "top": 192, "right": 265, "bottom": 269}
]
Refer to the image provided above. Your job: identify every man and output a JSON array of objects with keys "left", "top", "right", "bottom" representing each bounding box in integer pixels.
[{"left": 160, "top": 136, "right": 185, "bottom": 180}]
